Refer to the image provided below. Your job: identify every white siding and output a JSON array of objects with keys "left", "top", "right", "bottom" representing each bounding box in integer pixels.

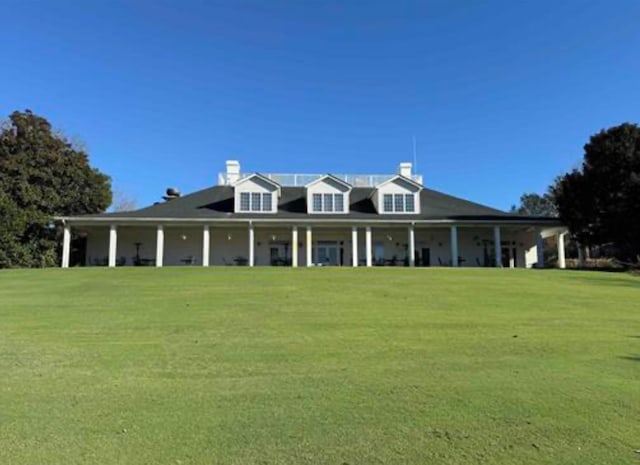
[
  {"left": 233, "top": 176, "right": 279, "bottom": 213},
  {"left": 306, "top": 177, "right": 351, "bottom": 214},
  {"left": 375, "top": 177, "right": 421, "bottom": 214}
]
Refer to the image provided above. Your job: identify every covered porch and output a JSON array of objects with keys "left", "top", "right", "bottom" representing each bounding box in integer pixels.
[{"left": 61, "top": 220, "right": 568, "bottom": 269}]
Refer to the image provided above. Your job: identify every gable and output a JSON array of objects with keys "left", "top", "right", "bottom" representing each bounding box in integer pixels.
[
  {"left": 305, "top": 174, "right": 352, "bottom": 193},
  {"left": 233, "top": 173, "right": 280, "bottom": 194},
  {"left": 376, "top": 176, "right": 421, "bottom": 194},
  {"left": 307, "top": 177, "right": 351, "bottom": 194}
]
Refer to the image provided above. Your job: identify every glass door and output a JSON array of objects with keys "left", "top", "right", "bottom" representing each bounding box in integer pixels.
[{"left": 314, "top": 242, "right": 339, "bottom": 265}]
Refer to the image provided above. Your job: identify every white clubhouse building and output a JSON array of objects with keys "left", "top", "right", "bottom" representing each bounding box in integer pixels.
[{"left": 57, "top": 160, "right": 567, "bottom": 269}]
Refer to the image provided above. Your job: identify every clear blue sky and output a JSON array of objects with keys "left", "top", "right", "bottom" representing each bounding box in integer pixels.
[{"left": 2, "top": 0, "right": 639, "bottom": 210}]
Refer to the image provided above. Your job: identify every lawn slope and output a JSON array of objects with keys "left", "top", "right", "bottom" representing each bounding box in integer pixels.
[{"left": 1, "top": 268, "right": 639, "bottom": 464}]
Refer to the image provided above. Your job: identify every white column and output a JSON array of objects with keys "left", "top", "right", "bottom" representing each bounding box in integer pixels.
[
  {"left": 351, "top": 227, "right": 359, "bottom": 267},
  {"left": 408, "top": 225, "right": 415, "bottom": 267},
  {"left": 557, "top": 232, "right": 567, "bottom": 269},
  {"left": 535, "top": 229, "right": 545, "bottom": 268},
  {"left": 306, "top": 226, "right": 313, "bottom": 266},
  {"left": 202, "top": 225, "right": 210, "bottom": 267},
  {"left": 61, "top": 223, "right": 71, "bottom": 268},
  {"left": 508, "top": 247, "right": 515, "bottom": 268},
  {"left": 291, "top": 226, "right": 299, "bottom": 267},
  {"left": 450, "top": 225, "right": 458, "bottom": 267},
  {"left": 108, "top": 224, "right": 117, "bottom": 268},
  {"left": 248, "top": 222, "right": 255, "bottom": 267},
  {"left": 493, "top": 226, "right": 502, "bottom": 268},
  {"left": 365, "top": 226, "right": 373, "bottom": 267},
  {"left": 155, "top": 225, "right": 164, "bottom": 267}
]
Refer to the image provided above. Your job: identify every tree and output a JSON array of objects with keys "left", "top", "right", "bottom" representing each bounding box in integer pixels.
[
  {"left": 0, "top": 110, "right": 112, "bottom": 268},
  {"left": 552, "top": 123, "right": 640, "bottom": 262},
  {"left": 510, "top": 192, "right": 558, "bottom": 217},
  {"left": 110, "top": 189, "right": 137, "bottom": 212}
]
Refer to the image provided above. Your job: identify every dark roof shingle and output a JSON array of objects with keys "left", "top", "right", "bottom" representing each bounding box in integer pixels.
[{"left": 76, "top": 185, "right": 559, "bottom": 224}]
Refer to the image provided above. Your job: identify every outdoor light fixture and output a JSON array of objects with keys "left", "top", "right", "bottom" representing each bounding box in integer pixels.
[
  {"left": 271, "top": 234, "right": 276, "bottom": 241},
  {"left": 227, "top": 233, "right": 232, "bottom": 241},
  {"left": 180, "top": 234, "right": 187, "bottom": 241}
]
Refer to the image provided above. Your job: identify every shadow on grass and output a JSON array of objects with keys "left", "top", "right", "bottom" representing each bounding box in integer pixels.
[
  {"left": 619, "top": 355, "right": 640, "bottom": 362},
  {"left": 559, "top": 274, "right": 640, "bottom": 290}
]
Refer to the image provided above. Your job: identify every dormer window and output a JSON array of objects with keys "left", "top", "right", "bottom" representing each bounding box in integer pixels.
[
  {"left": 233, "top": 173, "right": 281, "bottom": 214},
  {"left": 374, "top": 175, "right": 422, "bottom": 214},
  {"left": 306, "top": 175, "right": 352, "bottom": 214},
  {"left": 239, "top": 192, "right": 272, "bottom": 212},
  {"left": 383, "top": 193, "right": 415, "bottom": 213},
  {"left": 312, "top": 193, "right": 344, "bottom": 212}
]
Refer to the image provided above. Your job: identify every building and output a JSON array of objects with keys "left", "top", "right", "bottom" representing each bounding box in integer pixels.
[{"left": 56, "top": 160, "right": 567, "bottom": 268}]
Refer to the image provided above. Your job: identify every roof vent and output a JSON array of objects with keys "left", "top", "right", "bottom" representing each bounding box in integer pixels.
[{"left": 163, "top": 187, "right": 181, "bottom": 201}]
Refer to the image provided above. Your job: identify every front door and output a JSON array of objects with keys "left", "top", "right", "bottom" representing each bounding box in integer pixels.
[
  {"left": 421, "top": 247, "right": 430, "bottom": 267},
  {"left": 269, "top": 242, "right": 290, "bottom": 266},
  {"left": 501, "top": 246, "right": 517, "bottom": 268},
  {"left": 314, "top": 241, "right": 339, "bottom": 265}
]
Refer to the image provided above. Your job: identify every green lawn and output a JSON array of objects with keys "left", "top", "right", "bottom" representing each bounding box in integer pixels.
[{"left": 1, "top": 268, "right": 639, "bottom": 464}]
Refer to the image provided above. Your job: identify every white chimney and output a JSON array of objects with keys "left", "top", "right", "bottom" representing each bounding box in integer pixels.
[
  {"left": 398, "top": 162, "right": 412, "bottom": 178},
  {"left": 225, "top": 160, "right": 240, "bottom": 185}
]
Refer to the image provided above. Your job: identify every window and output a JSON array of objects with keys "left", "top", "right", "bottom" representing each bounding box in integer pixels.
[
  {"left": 394, "top": 194, "right": 404, "bottom": 213},
  {"left": 334, "top": 194, "right": 344, "bottom": 212},
  {"left": 239, "top": 191, "right": 274, "bottom": 212},
  {"left": 382, "top": 192, "right": 416, "bottom": 213},
  {"left": 250, "top": 193, "right": 261, "bottom": 212},
  {"left": 262, "top": 193, "right": 272, "bottom": 211},
  {"left": 312, "top": 193, "right": 322, "bottom": 212},
  {"left": 383, "top": 194, "right": 393, "bottom": 212},
  {"left": 405, "top": 194, "right": 415, "bottom": 212},
  {"left": 310, "top": 192, "right": 346, "bottom": 213},
  {"left": 324, "top": 193, "right": 333, "bottom": 212},
  {"left": 240, "top": 192, "right": 250, "bottom": 211}
]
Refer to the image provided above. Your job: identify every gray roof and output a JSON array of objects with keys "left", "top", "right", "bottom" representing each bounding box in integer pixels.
[{"left": 70, "top": 185, "right": 560, "bottom": 224}]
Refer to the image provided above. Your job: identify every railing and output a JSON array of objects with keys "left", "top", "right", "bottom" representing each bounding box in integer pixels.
[{"left": 218, "top": 172, "right": 423, "bottom": 187}]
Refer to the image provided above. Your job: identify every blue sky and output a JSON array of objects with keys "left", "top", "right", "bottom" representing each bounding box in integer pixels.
[{"left": 2, "top": 0, "right": 639, "bottom": 210}]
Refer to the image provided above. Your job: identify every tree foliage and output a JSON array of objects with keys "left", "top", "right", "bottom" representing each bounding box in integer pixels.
[
  {"left": 510, "top": 192, "right": 558, "bottom": 217},
  {"left": 110, "top": 189, "right": 137, "bottom": 212},
  {"left": 0, "top": 110, "right": 112, "bottom": 268},
  {"left": 552, "top": 123, "right": 640, "bottom": 262}
]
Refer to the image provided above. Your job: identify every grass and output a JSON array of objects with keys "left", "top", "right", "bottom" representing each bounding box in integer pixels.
[{"left": 0, "top": 268, "right": 639, "bottom": 465}]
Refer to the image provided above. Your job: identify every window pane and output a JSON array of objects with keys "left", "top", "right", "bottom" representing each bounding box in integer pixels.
[
  {"left": 405, "top": 194, "right": 415, "bottom": 212},
  {"left": 262, "top": 193, "right": 272, "bottom": 211},
  {"left": 240, "top": 192, "right": 250, "bottom": 211},
  {"left": 312, "top": 193, "right": 322, "bottom": 212},
  {"left": 394, "top": 194, "right": 404, "bottom": 212},
  {"left": 383, "top": 194, "right": 393, "bottom": 212},
  {"left": 324, "top": 193, "right": 333, "bottom": 212},
  {"left": 334, "top": 193, "right": 344, "bottom": 212},
  {"left": 251, "top": 192, "right": 261, "bottom": 211}
]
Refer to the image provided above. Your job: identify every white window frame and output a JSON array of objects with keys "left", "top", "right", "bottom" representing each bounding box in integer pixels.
[
  {"left": 405, "top": 193, "right": 415, "bottom": 212},
  {"left": 382, "top": 192, "right": 417, "bottom": 213},
  {"left": 238, "top": 192, "right": 274, "bottom": 212},
  {"left": 262, "top": 192, "right": 272, "bottom": 212},
  {"left": 239, "top": 192, "right": 250, "bottom": 211},
  {"left": 311, "top": 193, "right": 345, "bottom": 213}
]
